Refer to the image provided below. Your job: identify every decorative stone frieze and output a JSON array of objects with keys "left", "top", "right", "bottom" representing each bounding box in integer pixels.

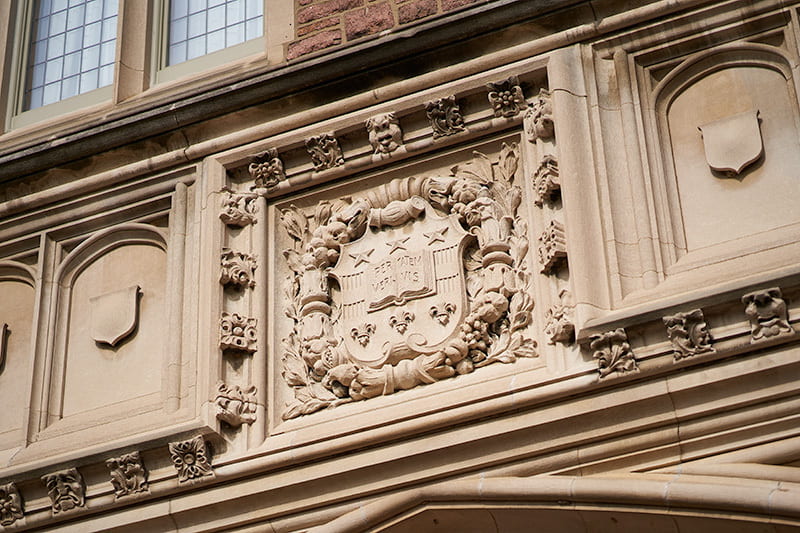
[
  {"left": 532, "top": 155, "right": 560, "bottom": 207},
  {"left": 41, "top": 468, "right": 85, "bottom": 514},
  {"left": 249, "top": 148, "right": 286, "bottom": 189},
  {"left": 215, "top": 382, "right": 257, "bottom": 427},
  {"left": 742, "top": 287, "right": 793, "bottom": 342},
  {"left": 106, "top": 451, "right": 149, "bottom": 498},
  {"left": 525, "top": 89, "right": 554, "bottom": 142},
  {"left": 0, "top": 482, "right": 23, "bottom": 526},
  {"left": 544, "top": 289, "right": 574, "bottom": 345},
  {"left": 537, "top": 220, "right": 567, "bottom": 274},
  {"left": 663, "top": 309, "right": 714, "bottom": 360},
  {"left": 424, "top": 95, "right": 466, "bottom": 138},
  {"left": 220, "top": 249, "right": 257, "bottom": 290},
  {"left": 168, "top": 435, "right": 214, "bottom": 483},
  {"left": 279, "top": 143, "right": 536, "bottom": 419},
  {"left": 219, "top": 190, "right": 258, "bottom": 227},
  {"left": 589, "top": 328, "right": 637, "bottom": 378},
  {"left": 305, "top": 133, "right": 345, "bottom": 171},
  {"left": 220, "top": 313, "right": 258, "bottom": 354},
  {"left": 486, "top": 76, "right": 525, "bottom": 118},
  {"left": 366, "top": 112, "right": 403, "bottom": 155}
]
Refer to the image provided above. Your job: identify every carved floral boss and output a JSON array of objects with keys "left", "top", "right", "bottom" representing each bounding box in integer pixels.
[{"left": 280, "top": 143, "right": 536, "bottom": 419}]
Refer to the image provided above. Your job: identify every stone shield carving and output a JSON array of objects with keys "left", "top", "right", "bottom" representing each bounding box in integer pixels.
[
  {"left": 90, "top": 285, "right": 141, "bottom": 347},
  {"left": 279, "top": 143, "right": 536, "bottom": 419},
  {"left": 698, "top": 110, "right": 762, "bottom": 177},
  {"left": 330, "top": 202, "right": 470, "bottom": 369}
]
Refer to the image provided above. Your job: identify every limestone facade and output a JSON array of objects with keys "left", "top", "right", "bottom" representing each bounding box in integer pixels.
[{"left": 0, "top": 0, "right": 799, "bottom": 531}]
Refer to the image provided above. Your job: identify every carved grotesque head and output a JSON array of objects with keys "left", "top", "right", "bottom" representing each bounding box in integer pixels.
[
  {"left": 42, "top": 468, "right": 84, "bottom": 513},
  {"left": 366, "top": 113, "right": 402, "bottom": 154},
  {"left": 526, "top": 90, "right": 554, "bottom": 141}
]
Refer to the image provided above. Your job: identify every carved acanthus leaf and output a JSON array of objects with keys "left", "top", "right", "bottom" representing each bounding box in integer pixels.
[
  {"left": 306, "top": 133, "right": 344, "bottom": 171},
  {"left": 425, "top": 95, "right": 466, "bottom": 138},
  {"left": 544, "top": 289, "right": 574, "bottom": 345},
  {"left": 220, "top": 249, "right": 257, "bottom": 289},
  {"left": 663, "top": 309, "right": 714, "bottom": 360},
  {"left": 106, "top": 451, "right": 149, "bottom": 498},
  {"left": 589, "top": 328, "right": 638, "bottom": 378}
]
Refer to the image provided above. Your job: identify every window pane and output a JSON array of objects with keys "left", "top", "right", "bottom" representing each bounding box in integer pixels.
[
  {"left": 24, "top": 0, "right": 119, "bottom": 110},
  {"left": 167, "top": 0, "right": 263, "bottom": 66}
]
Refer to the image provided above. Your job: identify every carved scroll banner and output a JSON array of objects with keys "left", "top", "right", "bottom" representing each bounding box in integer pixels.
[
  {"left": 698, "top": 110, "right": 762, "bottom": 178},
  {"left": 90, "top": 285, "right": 141, "bottom": 347}
]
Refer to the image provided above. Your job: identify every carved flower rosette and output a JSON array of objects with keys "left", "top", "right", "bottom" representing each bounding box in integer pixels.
[{"left": 279, "top": 143, "right": 537, "bottom": 420}]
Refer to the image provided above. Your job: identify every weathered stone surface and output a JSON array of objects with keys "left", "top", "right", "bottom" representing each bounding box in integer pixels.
[{"left": 344, "top": 3, "right": 395, "bottom": 40}]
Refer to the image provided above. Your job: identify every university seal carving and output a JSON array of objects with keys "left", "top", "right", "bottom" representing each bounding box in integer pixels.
[{"left": 280, "top": 143, "right": 536, "bottom": 419}]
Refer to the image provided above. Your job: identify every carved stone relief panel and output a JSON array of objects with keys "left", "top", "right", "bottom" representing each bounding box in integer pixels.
[
  {"left": 106, "top": 451, "right": 149, "bottom": 498},
  {"left": 589, "top": 328, "right": 637, "bottom": 378},
  {"left": 425, "top": 96, "right": 466, "bottom": 138},
  {"left": 89, "top": 285, "right": 141, "bottom": 347},
  {"left": 532, "top": 155, "right": 560, "bottom": 207},
  {"left": 277, "top": 143, "right": 537, "bottom": 419},
  {"left": 544, "top": 289, "right": 574, "bottom": 345},
  {"left": 215, "top": 382, "right": 257, "bottom": 427},
  {"left": 486, "top": 76, "right": 526, "bottom": 118},
  {"left": 663, "top": 309, "right": 714, "bottom": 359},
  {"left": 220, "top": 312, "right": 258, "bottom": 354},
  {"left": 0, "top": 482, "right": 23, "bottom": 525},
  {"left": 249, "top": 148, "right": 286, "bottom": 190},
  {"left": 366, "top": 112, "right": 403, "bottom": 156},
  {"left": 220, "top": 249, "right": 257, "bottom": 290},
  {"left": 220, "top": 190, "right": 258, "bottom": 227},
  {"left": 742, "top": 287, "right": 793, "bottom": 342},
  {"left": 42, "top": 468, "right": 85, "bottom": 514},
  {"left": 525, "top": 89, "right": 554, "bottom": 142},
  {"left": 537, "top": 220, "right": 567, "bottom": 274},
  {"left": 169, "top": 435, "right": 214, "bottom": 482},
  {"left": 305, "top": 133, "right": 345, "bottom": 171}
]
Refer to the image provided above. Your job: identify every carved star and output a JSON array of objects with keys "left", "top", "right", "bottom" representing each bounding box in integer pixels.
[
  {"left": 349, "top": 249, "right": 374, "bottom": 267},
  {"left": 423, "top": 227, "right": 448, "bottom": 245},
  {"left": 386, "top": 237, "right": 410, "bottom": 254}
]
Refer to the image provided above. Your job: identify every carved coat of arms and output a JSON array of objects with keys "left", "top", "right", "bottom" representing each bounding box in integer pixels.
[
  {"left": 698, "top": 110, "right": 762, "bottom": 178},
  {"left": 90, "top": 285, "right": 141, "bottom": 347},
  {"left": 279, "top": 144, "right": 537, "bottom": 419}
]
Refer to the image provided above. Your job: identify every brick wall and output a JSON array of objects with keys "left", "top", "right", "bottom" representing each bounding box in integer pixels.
[{"left": 287, "top": 0, "right": 481, "bottom": 60}]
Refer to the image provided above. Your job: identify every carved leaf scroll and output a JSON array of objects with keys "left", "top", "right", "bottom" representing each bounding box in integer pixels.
[
  {"left": 589, "top": 328, "right": 638, "bottom": 378},
  {"left": 0, "top": 482, "right": 23, "bottom": 526},
  {"left": 663, "top": 309, "right": 714, "bottom": 360}
]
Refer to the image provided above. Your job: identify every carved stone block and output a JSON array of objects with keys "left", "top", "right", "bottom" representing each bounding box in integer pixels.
[
  {"left": 537, "top": 220, "right": 567, "bottom": 274},
  {"left": 106, "top": 451, "right": 149, "bottom": 498},
  {"left": 663, "top": 309, "right": 714, "bottom": 360},
  {"left": 220, "top": 249, "right": 257, "bottom": 289},
  {"left": 41, "top": 468, "right": 85, "bottom": 514},
  {"left": 525, "top": 88, "right": 554, "bottom": 142},
  {"left": 215, "top": 382, "right": 257, "bottom": 427},
  {"left": 168, "top": 435, "right": 214, "bottom": 483},
  {"left": 89, "top": 285, "right": 141, "bottom": 347},
  {"left": 278, "top": 143, "right": 537, "bottom": 420},
  {"left": 249, "top": 148, "right": 286, "bottom": 189},
  {"left": 742, "top": 287, "right": 793, "bottom": 342},
  {"left": 589, "top": 328, "right": 638, "bottom": 378},
  {"left": 306, "top": 133, "right": 344, "bottom": 171},
  {"left": 532, "top": 155, "right": 560, "bottom": 207},
  {"left": 366, "top": 112, "right": 403, "bottom": 155},
  {"left": 220, "top": 313, "right": 258, "bottom": 354},
  {"left": 425, "top": 95, "right": 466, "bottom": 138},
  {"left": 544, "top": 289, "right": 574, "bottom": 345},
  {"left": 219, "top": 190, "right": 258, "bottom": 227},
  {"left": 486, "top": 76, "right": 525, "bottom": 118},
  {"left": 0, "top": 482, "right": 23, "bottom": 526}
]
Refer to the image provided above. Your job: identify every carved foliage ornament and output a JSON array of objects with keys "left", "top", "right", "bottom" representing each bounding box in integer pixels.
[
  {"left": 589, "top": 328, "right": 637, "bottom": 378},
  {"left": 220, "top": 249, "right": 257, "bottom": 289},
  {"left": 220, "top": 190, "right": 258, "bottom": 227},
  {"left": 366, "top": 112, "right": 403, "bottom": 155},
  {"left": 538, "top": 219, "right": 567, "bottom": 274},
  {"left": 106, "top": 451, "right": 149, "bottom": 498},
  {"left": 168, "top": 435, "right": 214, "bottom": 482},
  {"left": 306, "top": 133, "right": 345, "bottom": 171},
  {"left": 220, "top": 312, "right": 258, "bottom": 354},
  {"left": 742, "top": 287, "right": 793, "bottom": 342},
  {"left": 425, "top": 95, "right": 466, "bottom": 138},
  {"left": 525, "top": 89, "right": 554, "bottom": 142},
  {"left": 532, "top": 155, "right": 560, "bottom": 207},
  {"left": 0, "top": 482, "right": 23, "bottom": 526},
  {"left": 215, "top": 382, "right": 257, "bottom": 427},
  {"left": 279, "top": 143, "right": 536, "bottom": 419},
  {"left": 544, "top": 289, "right": 574, "bottom": 345},
  {"left": 663, "top": 309, "right": 713, "bottom": 360},
  {"left": 249, "top": 148, "right": 286, "bottom": 190},
  {"left": 486, "top": 76, "right": 526, "bottom": 118},
  {"left": 42, "top": 468, "right": 84, "bottom": 514}
]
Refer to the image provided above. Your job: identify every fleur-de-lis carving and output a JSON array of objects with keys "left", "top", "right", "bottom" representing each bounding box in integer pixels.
[
  {"left": 350, "top": 323, "right": 376, "bottom": 347},
  {"left": 430, "top": 302, "right": 456, "bottom": 326},
  {"left": 388, "top": 311, "right": 415, "bottom": 334}
]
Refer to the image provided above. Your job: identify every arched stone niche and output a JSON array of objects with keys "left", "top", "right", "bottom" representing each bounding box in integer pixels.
[
  {"left": 0, "top": 262, "right": 36, "bottom": 453},
  {"left": 45, "top": 223, "right": 168, "bottom": 430},
  {"left": 654, "top": 44, "right": 800, "bottom": 259}
]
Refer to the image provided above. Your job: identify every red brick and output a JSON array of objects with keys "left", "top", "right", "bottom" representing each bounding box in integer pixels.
[
  {"left": 398, "top": 0, "right": 437, "bottom": 24},
  {"left": 298, "top": 0, "right": 363, "bottom": 24},
  {"left": 441, "top": 0, "right": 477, "bottom": 11},
  {"left": 298, "top": 0, "right": 314, "bottom": 6},
  {"left": 344, "top": 2, "right": 394, "bottom": 40},
  {"left": 287, "top": 29, "right": 343, "bottom": 59},
  {"left": 297, "top": 16, "right": 341, "bottom": 37}
]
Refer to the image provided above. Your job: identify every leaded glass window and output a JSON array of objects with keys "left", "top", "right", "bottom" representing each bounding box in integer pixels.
[
  {"left": 24, "top": 0, "right": 119, "bottom": 110},
  {"left": 167, "top": 0, "right": 263, "bottom": 66}
]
